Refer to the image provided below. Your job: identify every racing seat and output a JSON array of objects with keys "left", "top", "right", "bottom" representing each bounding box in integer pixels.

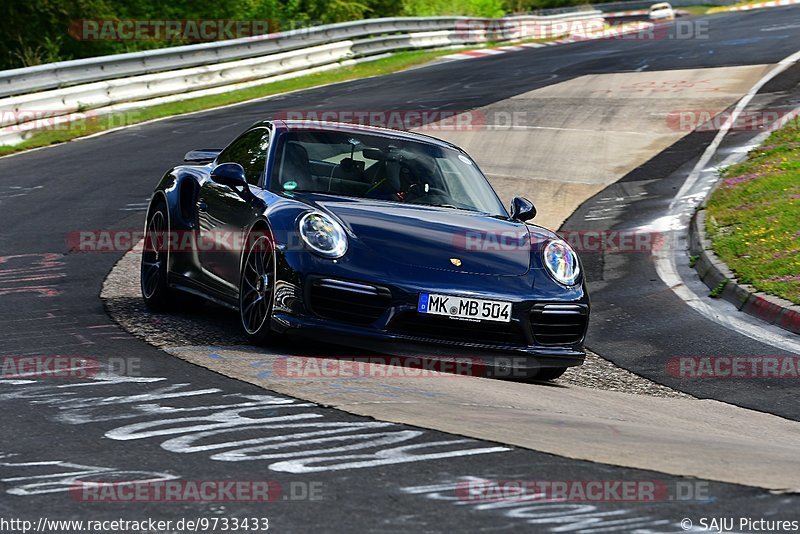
[{"left": 282, "top": 142, "right": 315, "bottom": 190}]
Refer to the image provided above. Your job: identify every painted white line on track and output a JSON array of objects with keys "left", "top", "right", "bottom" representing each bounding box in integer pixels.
[
  {"left": 480, "top": 124, "right": 646, "bottom": 135},
  {"left": 651, "top": 49, "right": 800, "bottom": 354}
]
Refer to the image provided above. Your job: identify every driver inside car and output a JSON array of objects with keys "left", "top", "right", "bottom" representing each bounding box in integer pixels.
[{"left": 364, "top": 151, "right": 440, "bottom": 202}]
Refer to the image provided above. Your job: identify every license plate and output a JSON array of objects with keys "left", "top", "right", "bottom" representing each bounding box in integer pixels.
[{"left": 418, "top": 293, "right": 512, "bottom": 323}]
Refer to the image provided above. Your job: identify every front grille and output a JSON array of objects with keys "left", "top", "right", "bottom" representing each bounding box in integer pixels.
[
  {"left": 389, "top": 311, "right": 526, "bottom": 346},
  {"left": 308, "top": 278, "right": 391, "bottom": 326},
  {"left": 530, "top": 304, "right": 588, "bottom": 345}
]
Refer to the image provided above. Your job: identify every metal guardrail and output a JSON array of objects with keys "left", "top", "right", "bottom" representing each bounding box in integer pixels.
[
  {"left": 0, "top": 11, "right": 603, "bottom": 145},
  {"left": 525, "top": 0, "right": 740, "bottom": 15},
  {"left": 0, "top": 13, "right": 600, "bottom": 98},
  {"left": 591, "top": 0, "right": 740, "bottom": 11}
]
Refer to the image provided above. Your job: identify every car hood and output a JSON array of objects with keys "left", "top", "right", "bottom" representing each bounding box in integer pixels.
[{"left": 306, "top": 195, "right": 532, "bottom": 276}]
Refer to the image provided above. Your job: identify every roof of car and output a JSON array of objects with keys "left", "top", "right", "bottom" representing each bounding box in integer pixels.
[{"left": 254, "top": 119, "right": 462, "bottom": 151}]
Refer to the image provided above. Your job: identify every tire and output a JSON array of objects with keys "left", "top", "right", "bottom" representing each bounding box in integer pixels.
[
  {"left": 239, "top": 233, "right": 276, "bottom": 345},
  {"left": 140, "top": 201, "right": 173, "bottom": 311}
]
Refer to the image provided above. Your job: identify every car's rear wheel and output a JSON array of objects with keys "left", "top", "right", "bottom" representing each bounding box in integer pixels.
[
  {"left": 240, "top": 233, "right": 276, "bottom": 344},
  {"left": 141, "top": 201, "right": 173, "bottom": 311}
]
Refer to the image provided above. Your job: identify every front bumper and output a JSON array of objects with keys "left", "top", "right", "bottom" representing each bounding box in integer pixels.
[
  {"left": 270, "top": 271, "right": 589, "bottom": 371},
  {"left": 272, "top": 312, "right": 585, "bottom": 370}
]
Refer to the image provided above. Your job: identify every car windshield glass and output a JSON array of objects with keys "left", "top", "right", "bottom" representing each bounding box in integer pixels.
[{"left": 270, "top": 129, "right": 507, "bottom": 216}]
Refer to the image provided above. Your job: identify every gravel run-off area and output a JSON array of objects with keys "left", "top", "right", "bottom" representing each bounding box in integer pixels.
[{"left": 102, "top": 244, "right": 692, "bottom": 399}]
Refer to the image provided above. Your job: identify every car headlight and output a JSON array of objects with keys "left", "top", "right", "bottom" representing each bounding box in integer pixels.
[
  {"left": 298, "top": 212, "right": 348, "bottom": 258},
  {"left": 543, "top": 239, "right": 581, "bottom": 285}
]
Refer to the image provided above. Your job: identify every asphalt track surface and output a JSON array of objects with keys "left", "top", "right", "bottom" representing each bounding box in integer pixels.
[
  {"left": 563, "top": 59, "right": 800, "bottom": 421},
  {"left": 1, "top": 8, "right": 800, "bottom": 532}
]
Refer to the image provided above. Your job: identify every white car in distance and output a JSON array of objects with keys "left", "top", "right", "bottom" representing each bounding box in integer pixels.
[{"left": 649, "top": 2, "right": 675, "bottom": 20}]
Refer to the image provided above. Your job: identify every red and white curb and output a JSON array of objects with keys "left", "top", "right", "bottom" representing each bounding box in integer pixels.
[
  {"left": 725, "top": 0, "right": 800, "bottom": 11},
  {"left": 604, "top": 9, "right": 689, "bottom": 17},
  {"left": 441, "top": 43, "right": 550, "bottom": 60},
  {"left": 440, "top": 22, "right": 654, "bottom": 61},
  {"left": 690, "top": 211, "right": 800, "bottom": 336},
  {"left": 606, "top": 9, "right": 650, "bottom": 17}
]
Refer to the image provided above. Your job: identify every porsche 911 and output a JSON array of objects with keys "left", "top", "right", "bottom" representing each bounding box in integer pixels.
[{"left": 141, "top": 120, "right": 589, "bottom": 380}]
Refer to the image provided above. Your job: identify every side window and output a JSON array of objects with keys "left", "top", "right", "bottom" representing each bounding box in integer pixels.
[{"left": 216, "top": 128, "right": 270, "bottom": 186}]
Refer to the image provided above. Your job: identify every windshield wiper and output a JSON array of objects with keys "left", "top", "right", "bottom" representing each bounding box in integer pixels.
[{"left": 425, "top": 203, "right": 476, "bottom": 212}]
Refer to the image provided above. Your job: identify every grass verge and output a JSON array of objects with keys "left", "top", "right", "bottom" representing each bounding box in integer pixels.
[
  {"left": 679, "top": 5, "right": 720, "bottom": 15},
  {"left": 705, "top": 118, "right": 800, "bottom": 305},
  {"left": 706, "top": 1, "right": 765, "bottom": 13},
  {"left": 0, "top": 48, "right": 462, "bottom": 157}
]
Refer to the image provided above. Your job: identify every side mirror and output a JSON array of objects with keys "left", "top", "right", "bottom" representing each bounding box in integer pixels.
[
  {"left": 510, "top": 196, "right": 536, "bottom": 222},
  {"left": 211, "top": 163, "right": 248, "bottom": 191}
]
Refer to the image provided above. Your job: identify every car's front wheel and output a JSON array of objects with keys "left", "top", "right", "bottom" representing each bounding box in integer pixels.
[
  {"left": 239, "top": 233, "right": 276, "bottom": 344},
  {"left": 141, "top": 201, "right": 173, "bottom": 311}
]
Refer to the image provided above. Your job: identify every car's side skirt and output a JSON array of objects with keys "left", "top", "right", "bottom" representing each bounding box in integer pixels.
[{"left": 167, "top": 273, "right": 239, "bottom": 311}]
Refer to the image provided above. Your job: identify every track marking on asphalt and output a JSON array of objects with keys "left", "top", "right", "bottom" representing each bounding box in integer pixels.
[
  {"left": 120, "top": 201, "right": 150, "bottom": 212},
  {"left": 0, "top": 185, "right": 43, "bottom": 201},
  {"left": 652, "top": 48, "right": 800, "bottom": 354},
  {"left": 0, "top": 370, "right": 509, "bottom": 486},
  {"left": 0, "top": 456, "right": 179, "bottom": 496},
  {"left": 402, "top": 477, "right": 677, "bottom": 532},
  {"left": 0, "top": 253, "right": 65, "bottom": 298},
  {"left": 153, "top": 345, "right": 800, "bottom": 491}
]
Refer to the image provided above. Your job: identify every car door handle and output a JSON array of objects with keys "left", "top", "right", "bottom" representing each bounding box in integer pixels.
[{"left": 198, "top": 200, "right": 208, "bottom": 212}]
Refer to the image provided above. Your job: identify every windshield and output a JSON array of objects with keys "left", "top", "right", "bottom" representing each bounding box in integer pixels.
[{"left": 269, "top": 129, "right": 507, "bottom": 216}]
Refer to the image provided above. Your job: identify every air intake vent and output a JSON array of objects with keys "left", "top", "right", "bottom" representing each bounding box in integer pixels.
[
  {"left": 308, "top": 278, "right": 391, "bottom": 326},
  {"left": 530, "top": 304, "right": 588, "bottom": 345},
  {"left": 389, "top": 311, "right": 526, "bottom": 346}
]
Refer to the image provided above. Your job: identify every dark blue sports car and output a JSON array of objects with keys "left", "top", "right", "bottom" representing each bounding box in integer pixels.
[{"left": 141, "top": 120, "right": 589, "bottom": 380}]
